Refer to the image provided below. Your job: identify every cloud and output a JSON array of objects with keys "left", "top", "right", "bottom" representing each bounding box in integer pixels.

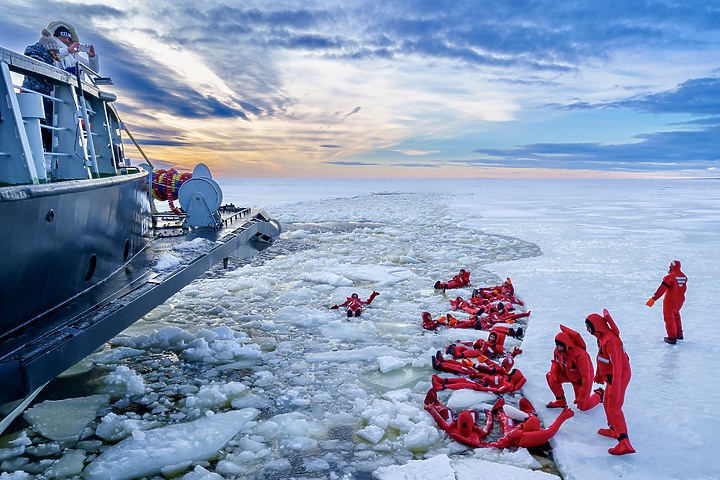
[
  {"left": 469, "top": 125, "right": 720, "bottom": 172},
  {"left": 325, "top": 161, "right": 381, "bottom": 166},
  {"left": 4, "top": 0, "right": 720, "bottom": 177},
  {"left": 558, "top": 76, "right": 720, "bottom": 116},
  {"left": 392, "top": 149, "right": 440, "bottom": 156},
  {"left": 609, "top": 77, "right": 720, "bottom": 115},
  {"left": 342, "top": 106, "right": 361, "bottom": 120}
]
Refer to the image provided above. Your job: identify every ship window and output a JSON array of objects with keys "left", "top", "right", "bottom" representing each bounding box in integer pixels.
[
  {"left": 85, "top": 254, "right": 97, "bottom": 281},
  {"left": 123, "top": 240, "right": 130, "bottom": 261},
  {"left": 46, "top": 209, "right": 55, "bottom": 222}
]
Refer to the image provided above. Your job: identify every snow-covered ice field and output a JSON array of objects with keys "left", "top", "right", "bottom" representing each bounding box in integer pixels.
[{"left": 1, "top": 178, "right": 718, "bottom": 480}]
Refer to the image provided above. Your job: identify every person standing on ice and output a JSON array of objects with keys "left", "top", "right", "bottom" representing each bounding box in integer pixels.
[
  {"left": 584, "top": 309, "right": 635, "bottom": 456},
  {"left": 545, "top": 325, "right": 596, "bottom": 411},
  {"left": 646, "top": 260, "right": 687, "bottom": 344},
  {"left": 330, "top": 291, "right": 379, "bottom": 317}
]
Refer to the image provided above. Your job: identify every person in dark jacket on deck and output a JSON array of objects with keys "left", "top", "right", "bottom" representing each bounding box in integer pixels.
[{"left": 22, "top": 29, "right": 61, "bottom": 147}]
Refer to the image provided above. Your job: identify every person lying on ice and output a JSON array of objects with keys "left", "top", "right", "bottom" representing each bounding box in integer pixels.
[
  {"left": 484, "top": 302, "right": 531, "bottom": 325},
  {"left": 471, "top": 277, "right": 524, "bottom": 306},
  {"left": 584, "top": 309, "right": 636, "bottom": 455},
  {"left": 330, "top": 291, "right": 379, "bottom": 317},
  {"left": 490, "top": 397, "right": 574, "bottom": 449},
  {"left": 450, "top": 296, "right": 485, "bottom": 315},
  {"left": 423, "top": 389, "right": 494, "bottom": 448},
  {"left": 424, "top": 393, "right": 573, "bottom": 450},
  {"left": 445, "top": 326, "right": 523, "bottom": 359},
  {"left": 431, "top": 369, "right": 527, "bottom": 394},
  {"left": 434, "top": 269, "right": 471, "bottom": 291},
  {"left": 432, "top": 348, "right": 522, "bottom": 379},
  {"left": 422, "top": 312, "right": 483, "bottom": 330},
  {"left": 546, "top": 324, "right": 596, "bottom": 411}
]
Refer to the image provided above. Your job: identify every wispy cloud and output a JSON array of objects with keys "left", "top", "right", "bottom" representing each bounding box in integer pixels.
[{"left": 2, "top": 0, "right": 719, "bottom": 177}]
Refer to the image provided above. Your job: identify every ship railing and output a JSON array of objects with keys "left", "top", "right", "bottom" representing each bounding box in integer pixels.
[{"left": 0, "top": 46, "right": 135, "bottom": 186}]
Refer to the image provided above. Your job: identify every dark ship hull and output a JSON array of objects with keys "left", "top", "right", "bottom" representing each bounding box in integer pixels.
[
  {"left": 0, "top": 46, "right": 281, "bottom": 428},
  {"left": 0, "top": 172, "right": 151, "bottom": 336}
]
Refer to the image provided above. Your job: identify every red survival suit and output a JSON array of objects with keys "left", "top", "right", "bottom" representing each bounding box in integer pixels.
[
  {"left": 431, "top": 370, "right": 527, "bottom": 395},
  {"left": 423, "top": 389, "right": 493, "bottom": 448},
  {"left": 434, "top": 269, "right": 471, "bottom": 291},
  {"left": 471, "top": 277, "right": 524, "bottom": 306},
  {"left": 446, "top": 326, "right": 523, "bottom": 359},
  {"left": 422, "top": 312, "right": 483, "bottom": 331},
  {"left": 491, "top": 398, "right": 574, "bottom": 449},
  {"left": 546, "top": 325, "right": 595, "bottom": 411},
  {"left": 585, "top": 309, "right": 635, "bottom": 455},
  {"left": 432, "top": 347, "right": 522, "bottom": 377},
  {"left": 647, "top": 260, "right": 687, "bottom": 343},
  {"left": 330, "top": 291, "right": 379, "bottom": 317}
]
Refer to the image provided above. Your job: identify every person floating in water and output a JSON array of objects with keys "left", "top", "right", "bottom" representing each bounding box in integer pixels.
[
  {"left": 646, "top": 260, "right": 687, "bottom": 344},
  {"left": 434, "top": 269, "right": 471, "bottom": 291},
  {"left": 490, "top": 397, "right": 574, "bottom": 449},
  {"left": 330, "top": 291, "right": 379, "bottom": 317}
]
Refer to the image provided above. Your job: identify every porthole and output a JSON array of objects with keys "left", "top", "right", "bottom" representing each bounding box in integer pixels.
[
  {"left": 84, "top": 254, "right": 97, "bottom": 282},
  {"left": 45, "top": 209, "right": 55, "bottom": 222}
]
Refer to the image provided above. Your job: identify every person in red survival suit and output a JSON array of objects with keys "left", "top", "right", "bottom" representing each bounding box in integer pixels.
[
  {"left": 330, "top": 291, "right": 379, "bottom": 317},
  {"left": 422, "top": 312, "right": 484, "bottom": 331},
  {"left": 471, "top": 278, "right": 524, "bottom": 307},
  {"left": 584, "top": 309, "right": 636, "bottom": 455},
  {"left": 446, "top": 325, "right": 523, "bottom": 359},
  {"left": 423, "top": 389, "right": 494, "bottom": 448},
  {"left": 490, "top": 397, "right": 574, "bottom": 449},
  {"left": 486, "top": 302, "right": 531, "bottom": 325},
  {"left": 450, "top": 296, "right": 484, "bottom": 315},
  {"left": 431, "top": 368, "right": 527, "bottom": 394},
  {"left": 432, "top": 347, "right": 523, "bottom": 378},
  {"left": 546, "top": 325, "right": 596, "bottom": 410},
  {"left": 646, "top": 260, "right": 688, "bottom": 344},
  {"left": 434, "top": 269, "right": 471, "bottom": 291}
]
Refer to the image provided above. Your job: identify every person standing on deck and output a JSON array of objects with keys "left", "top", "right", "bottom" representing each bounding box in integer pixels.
[{"left": 48, "top": 20, "right": 100, "bottom": 75}]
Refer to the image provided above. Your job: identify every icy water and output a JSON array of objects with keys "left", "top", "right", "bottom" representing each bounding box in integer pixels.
[{"left": 1, "top": 188, "right": 549, "bottom": 478}]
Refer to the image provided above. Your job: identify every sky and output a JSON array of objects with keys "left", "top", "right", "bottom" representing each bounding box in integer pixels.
[{"left": 1, "top": 1, "right": 719, "bottom": 178}]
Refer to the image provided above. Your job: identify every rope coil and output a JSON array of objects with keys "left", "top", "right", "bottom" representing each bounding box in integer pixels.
[{"left": 149, "top": 168, "right": 192, "bottom": 215}]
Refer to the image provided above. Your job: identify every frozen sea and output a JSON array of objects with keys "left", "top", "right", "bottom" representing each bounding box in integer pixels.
[{"left": 1, "top": 178, "right": 718, "bottom": 480}]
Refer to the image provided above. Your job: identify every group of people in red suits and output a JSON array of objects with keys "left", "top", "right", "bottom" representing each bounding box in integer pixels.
[
  {"left": 422, "top": 263, "right": 689, "bottom": 457},
  {"left": 546, "top": 313, "right": 635, "bottom": 455},
  {"left": 335, "top": 261, "right": 687, "bottom": 458},
  {"left": 424, "top": 272, "right": 576, "bottom": 451}
]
